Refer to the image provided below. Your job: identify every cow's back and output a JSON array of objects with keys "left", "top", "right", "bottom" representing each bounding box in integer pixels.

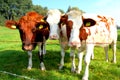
[{"left": 80, "top": 14, "right": 117, "bottom": 46}]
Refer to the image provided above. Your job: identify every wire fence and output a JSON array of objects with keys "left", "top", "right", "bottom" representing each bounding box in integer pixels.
[
  {"left": 0, "top": 40, "right": 115, "bottom": 45},
  {"left": 0, "top": 32, "right": 117, "bottom": 44},
  {"left": 0, "top": 70, "right": 37, "bottom": 80}
]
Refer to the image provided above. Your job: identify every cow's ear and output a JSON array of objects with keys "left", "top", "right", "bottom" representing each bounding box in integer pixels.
[
  {"left": 5, "top": 20, "right": 18, "bottom": 29},
  {"left": 36, "top": 19, "right": 44, "bottom": 29},
  {"left": 38, "top": 24, "right": 44, "bottom": 29},
  {"left": 60, "top": 14, "right": 68, "bottom": 23},
  {"left": 83, "top": 18, "right": 96, "bottom": 27},
  {"left": 58, "top": 14, "right": 68, "bottom": 28},
  {"left": 36, "top": 22, "right": 45, "bottom": 29},
  {"left": 36, "top": 19, "right": 49, "bottom": 30}
]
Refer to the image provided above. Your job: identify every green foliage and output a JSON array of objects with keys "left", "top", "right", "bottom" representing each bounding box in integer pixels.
[
  {"left": 0, "top": 0, "right": 49, "bottom": 26},
  {"left": 32, "top": 5, "right": 48, "bottom": 16},
  {"left": 0, "top": 0, "right": 85, "bottom": 26},
  {"left": 67, "top": 6, "right": 85, "bottom": 14},
  {"left": 117, "top": 29, "right": 120, "bottom": 41},
  {"left": 0, "top": 27, "right": 120, "bottom": 80},
  {"left": 0, "top": 14, "right": 6, "bottom": 25}
]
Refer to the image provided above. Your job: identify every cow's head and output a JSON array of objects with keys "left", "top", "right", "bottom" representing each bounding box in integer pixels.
[
  {"left": 62, "top": 10, "right": 96, "bottom": 48},
  {"left": 5, "top": 11, "right": 49, "bottom": 51},
  {"left": 46, "top": 9, "right": 62, "bottom": 40},
  {"left": 63, "top": 10, "right": 83, "bottom": 48}
]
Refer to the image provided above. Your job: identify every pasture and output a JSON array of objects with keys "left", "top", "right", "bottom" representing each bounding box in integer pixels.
[{"left": 0, "top": 26, "right": 120, "bottom": 80}]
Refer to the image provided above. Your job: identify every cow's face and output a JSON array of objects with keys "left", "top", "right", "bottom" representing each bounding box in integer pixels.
[
  {"left": 18, "top": 18, "right": 37, "bottom": 51},
  {"left": 66, "top": 10, "right": 83, "bottom": 47},
  {"left": 46, "top": 9, "right": 61, "bottom": 40},
  {"left": 5, "top": 12, "right": 47, "bottom": 51},
  {"left": 65, "top": 11, "right": 96, "bottom": 48}
]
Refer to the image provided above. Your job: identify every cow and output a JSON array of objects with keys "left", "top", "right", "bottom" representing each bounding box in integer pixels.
[
  {"left": 60, "top": 10, "right": 117, "bottom": 80},
  {"left": 5, "top": 11, "right": 50, "bottom": 70},
  {"left": 46, "top": 9, "right": 94, "bottom": 71},
  {"left": 46, "top": 9, "right": 117, "bottom": 80}
]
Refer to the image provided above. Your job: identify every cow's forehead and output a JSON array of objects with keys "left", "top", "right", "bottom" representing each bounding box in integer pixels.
[
  {"left": 66, "top": 10, "right": 83, "bottom": 28},
  {"left": 18, "top": 16, "right": 36, "bottom": 30},
  {"left": 47, "top": 9, "right": 61, "bottom": 16},
  {"left": 47, "top": 9, "right": 61, "bottom": 24},
  {"left": 66, "top": 10, "right": 82, "bottom": 19},
  {"left": 19, "top": 21, "right": 35, "bottom": 30},
  {"left": 66, "top": 10, "right": 82, "bottom": 28}
]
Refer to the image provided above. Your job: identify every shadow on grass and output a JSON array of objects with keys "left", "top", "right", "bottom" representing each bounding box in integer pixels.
[
  {"left": 0, "top": 49, "right": 81, "bottom": 80},
  {"left": 1, "top": 49, "right": 119, "bottom": 80}
]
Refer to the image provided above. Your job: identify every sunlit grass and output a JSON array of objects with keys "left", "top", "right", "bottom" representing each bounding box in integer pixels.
[{"left": 0, "top": 27, "right": 120, "bottom": 80}]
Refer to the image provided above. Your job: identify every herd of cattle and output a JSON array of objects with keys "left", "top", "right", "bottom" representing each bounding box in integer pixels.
[{"left": 5, "top": 9, "right": 117, "bottom": 80}]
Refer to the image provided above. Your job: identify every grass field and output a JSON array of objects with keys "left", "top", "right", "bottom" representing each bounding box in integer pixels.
[{"left": 0, "top": 26, "right": 120, "bottom": 80}]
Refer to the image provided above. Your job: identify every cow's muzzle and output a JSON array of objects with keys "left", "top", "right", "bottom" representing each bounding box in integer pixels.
[{"left": 22, "top": 44, "right": 33, "bottom": 51}]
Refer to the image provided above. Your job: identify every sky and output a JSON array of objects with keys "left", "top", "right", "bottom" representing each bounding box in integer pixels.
[{"left": 32, "top": 0, "right": 120, "bottom": 25}]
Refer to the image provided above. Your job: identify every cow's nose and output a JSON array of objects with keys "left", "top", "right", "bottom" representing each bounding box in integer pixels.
[
  {"left": 22, "top": 44, "right": 33, "bottom": 51},
  {"left": 49, "top": 35, "right": 59, "bottom": 40}
]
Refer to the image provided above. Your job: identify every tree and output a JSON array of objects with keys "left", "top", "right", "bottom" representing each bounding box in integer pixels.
[
  {"left": 32, "top": 5, "right": 48, "bottom": 16},
  {"left": 0, "top": 0, "right": 33, "bottom": 20},
  {"left": 66, "top": 6, "right": 85, "bottom": 14},
  {"left": 0, "top": 0, "right": 49, "bottom": 25}
]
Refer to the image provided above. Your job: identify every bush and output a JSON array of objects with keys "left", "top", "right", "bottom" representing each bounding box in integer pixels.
[{"left": 0, "top": 15, "right": 6, "bottom": 26}]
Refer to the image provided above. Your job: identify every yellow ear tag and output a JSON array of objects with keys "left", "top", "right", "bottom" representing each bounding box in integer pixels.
[
  {"left": 11, "top": 25, "right": 16, "bottom": 29},
  {"left": 86, "top": 22, "right": 91, "bottom": 27},
  {"left": 39, "top": 25, "right": 43, "bottom": 29},
  {"left": 41, "top": 19, "right": 45, "bottom": 22}
]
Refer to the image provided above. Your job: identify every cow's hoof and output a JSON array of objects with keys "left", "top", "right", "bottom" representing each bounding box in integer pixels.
[
  {"left": 76, "top": 70, "right": 81, "bottom": 74},
  {"left": 27, "top": 67, "right": 32, "bottom": 70},
  {"left": 59, "top": 65, "right": 63, "bottom": 70},
  {"left": 82, "top": 76, "right": 88, "bottom": 80},
  {"left": 40, "top": 62, "right": 46, "bottom": 71}
]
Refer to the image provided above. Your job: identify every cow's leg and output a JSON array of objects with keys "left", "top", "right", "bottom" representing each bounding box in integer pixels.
[
  {"left": 43, "top": 36, "right": 46, "bottom": 55},
  {"left": 104, "top": 46, "right": 109, "bottom": 62},
  {"left": 82, "top": 44, "right": 94, "bottom": 80},
  {"left": 70, "top": 48, "right": 76, "bottom": 73},
  {"left": 59, "top": 47, "right": 65, "bottom": 70},
  {"left": 111, "top": 42, "right": 116, "bottom": 63},
  {"left": 38, "top": 43, "right": 46, "bottom": 71},
  {"left": 76, "top": 51, "right": 83, "bottom": 74},
  {"left": 91, "top": 50, "right": 94, "bottom": 60},
  {"left": 27, "top": 51, "right": 32, "bottom": 70}
]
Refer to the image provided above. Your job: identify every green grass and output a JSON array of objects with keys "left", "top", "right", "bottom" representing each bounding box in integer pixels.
[{"left": 0, "top": 27, "right": 120, "bottom": 80}]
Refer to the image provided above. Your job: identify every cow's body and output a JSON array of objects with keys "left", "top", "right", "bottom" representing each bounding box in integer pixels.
[
  {"left": 5, "top": 11, "right": 49, "bottom": 70},
  {"left": 47, "top": 9, "right": 117, "bottom": 80}
]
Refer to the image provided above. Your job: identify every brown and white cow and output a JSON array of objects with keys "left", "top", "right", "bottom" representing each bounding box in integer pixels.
[
  {"left": 47, "top": 9, "right": 117, "bottom": 80},
  {"left": 62, "top": 11, "right": 117, "bottom": 80},
  {"left": 5, "top": 11, "right": 49, "bottom": 70}
]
